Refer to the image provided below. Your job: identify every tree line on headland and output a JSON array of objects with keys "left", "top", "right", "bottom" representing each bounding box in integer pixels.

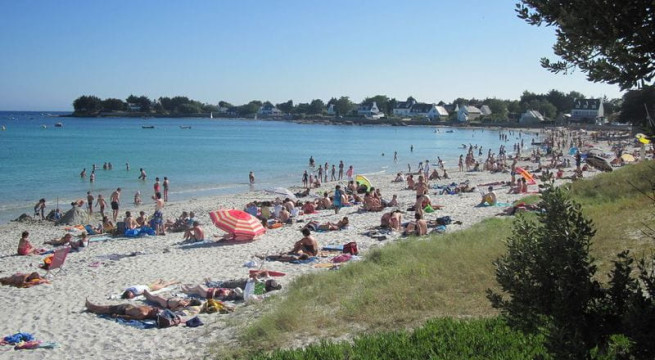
[{"left": 72, "top": 85, "right": 655, "bottom": 129}]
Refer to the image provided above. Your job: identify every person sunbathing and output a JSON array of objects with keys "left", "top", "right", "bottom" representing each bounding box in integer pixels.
[
  {"left": 85, "top": 299, "right": 159, "bottom": 320},
  {"left": 363, "top": 193, "right": 384, "bottom": 212},
  {"left": 142, "top": 290, "right": 202, "bottom": 311},
  {"left": 302, "top": 201, "right": 317, "bottom": 214},
  {"left": 180, "top": 284, "right": 243, "bottom": 301},
  {"left": 1, "top": 272, "right": 49, "bottom": 288},
  {"left": 121, "top": 279, "right": 180, "bottom": 299},
  {"left": 304, "top": 217, "right": 349, "bottom": 232},
  {"left": 17, "top": 231, "right": 46, "bottom": 255},
  {"left": 44, "top": 233, "right": 74, "bottom": 246}
]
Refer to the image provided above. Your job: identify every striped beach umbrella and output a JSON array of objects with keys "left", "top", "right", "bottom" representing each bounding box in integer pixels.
[
  {"left": 209, "top": 209, "right": 266, "bottom": 240},
  {"left": 515, "top": 167, "right": 536, "bottom": 185}
]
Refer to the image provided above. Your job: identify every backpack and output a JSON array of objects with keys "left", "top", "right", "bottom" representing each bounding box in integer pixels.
[
  {"left": 156, "top": 309, "right": 181, "bottom": 328},
  {"left": 343, "top": 242, "right": 358, "bottom": 255}
]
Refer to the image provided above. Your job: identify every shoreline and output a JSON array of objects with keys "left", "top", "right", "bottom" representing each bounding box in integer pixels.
[{"left": 0, "top": 131, "right": 625, "bottom": 359}]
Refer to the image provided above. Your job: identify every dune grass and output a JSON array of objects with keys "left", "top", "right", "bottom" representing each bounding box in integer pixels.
[{"left": 216, "top": 161, "right": 655, "bottom": 359}]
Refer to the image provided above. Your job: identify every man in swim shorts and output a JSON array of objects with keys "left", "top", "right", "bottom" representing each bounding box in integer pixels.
[
  {"left": 110, "top": 188, "right": 121, "bottom": 222},
  {"left": 85, "top": 299, "right": 159, "bottom": 320}
]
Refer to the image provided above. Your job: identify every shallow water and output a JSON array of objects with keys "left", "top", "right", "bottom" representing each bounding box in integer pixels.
[{"left": 0, "top": 111, "right": 537, "bottom": 224}]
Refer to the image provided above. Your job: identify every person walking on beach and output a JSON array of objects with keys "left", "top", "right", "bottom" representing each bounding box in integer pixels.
[
  {"left": 333, "top": 185, "right": 343, "bottom": 214},
  {"left": 249, "top": 171, "right": 255, "bottom": 185},
  {"left": 324, "top": 162, "right": 329, "bottom": 182},
  {"left": 110, "top": 188, "right": 121, "bottom": 222},
  {"left": 410, "top": 145, "right": 414, "bottom": 152},
  {"left": 138, "top": 168, "right": 147, "bottom": 181},
  {"left": 331, "top": 165, "right": 336, "bottom": 181},
  {"left": 346, "top": 165, "right": 354, "bottom": 181},
  {"left": 163, "top": 177, "right": 169, "bottom": 202},
  {"left": 34, "top": 199, "right": 46, "bottom": 220},
  {"left": 96, "top": 194, "right": 107, "bottom": 217},
  {"left": 338, "top": 161, "right": 344, "bottom": 180},
  {"left": 86, "top": 191, "right": 94, "bottom": 214},
  {"left": 317, "top": 165, "right": 323, "bottom": 184}
]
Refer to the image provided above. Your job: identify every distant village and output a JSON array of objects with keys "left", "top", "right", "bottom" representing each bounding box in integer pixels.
[{"left": 71, "top": 92, "right": 613, "bottom": 126}]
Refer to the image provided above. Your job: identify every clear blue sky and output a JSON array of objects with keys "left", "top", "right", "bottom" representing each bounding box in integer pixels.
[{"left": 0, "top": 0, "right": 624, "bottom": 111}]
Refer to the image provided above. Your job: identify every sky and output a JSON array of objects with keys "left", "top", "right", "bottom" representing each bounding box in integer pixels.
[{"left": 0, "top": 0, "right": 625, "bottom": 111}]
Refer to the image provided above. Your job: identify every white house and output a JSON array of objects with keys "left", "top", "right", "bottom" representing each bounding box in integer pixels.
[
  {"left": 457, "top": 105, "right": 482, "bottom": 122},
  {"left": 127, "top": 103, "right": 141, "bottom": 112},
  {"left": 258, "top": 103, "right": 282, "bottom": 116},
  {"left": 409, "top": 103, "right": 449, "bottom": 120},
  {"left": 571, "top": 99, "right": 605, "bottom": 123},
  {"left": 357, "top": 101, "right": 380, "bottom": 117},
  {"left": 392, "top": 97, "right": 417, "bottom": 116},
  {"left": 519, "top": 110, "right": 545, "bottom": 124}
]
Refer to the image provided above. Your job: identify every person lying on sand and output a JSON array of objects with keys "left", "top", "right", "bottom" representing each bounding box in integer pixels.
[
  {"left": 303, "top": 217, "right": 349, "bottom": 232},
  {"left": 180, "top": 284, "right": 243, "bottom": 301},
  {"left": 142, "top": 290, "right": 202, "bottom": 311},
  {"left": 204, "top": 277, "right": 282, "bottom": 293},
  {"left": 121, "top": 279, "right": 180, "bottom": 299},
  {"left": 85, "top": 299, "right": 159, "bottom": 321},
  {"left": 0, "top": 272, "right": 49, "bottom": 288},
  {"left": 44, "top": 233, "right": 74, "bottom": 246}
]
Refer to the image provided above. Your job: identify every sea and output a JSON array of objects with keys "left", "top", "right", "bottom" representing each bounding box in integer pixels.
[{"left": 0, "top": 111, "right": 539, "bottom": 225}]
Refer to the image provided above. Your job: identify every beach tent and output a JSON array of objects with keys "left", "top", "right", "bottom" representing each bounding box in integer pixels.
[
  {"left": 56, "top": 206, "right": 89, "bottom": 226},
  {"left": 209, "top": 209, "right": 266, "bottom": 241},
  {"left": 264, "top": 187, "right": 297, "bottom": 201},
  {"left": 514, "top": 167, "right": 536, "bottom": 185},
  {"left": 355, "top": 175, "right": 373, "bottom": 192}
]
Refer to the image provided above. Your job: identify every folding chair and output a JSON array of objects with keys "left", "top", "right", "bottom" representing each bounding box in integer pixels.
[{"left": 43, "top": 246, "right": 71, "bottom": 278}]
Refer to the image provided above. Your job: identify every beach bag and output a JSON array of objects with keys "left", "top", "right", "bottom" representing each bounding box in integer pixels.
[
  {"left": 116, "top": 221, "right": 126, "bottom": 235},
  {"left": 156, "top": 309, "right": 181, "bottom": 328},
  {"left": 343, "top": 242, "right": 358, "bottom": 255},
  {"left": 436, "top": 216, "right": 452, "bottom": 226}
]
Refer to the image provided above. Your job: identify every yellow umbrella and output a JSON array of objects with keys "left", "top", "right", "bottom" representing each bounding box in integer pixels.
[
  {"left": 621, "top": 154, "right": 635, "bottom": 162},
  {"left": 635, "top": 133, "right": 647, "bottom": 139},
  {"left": 639, "top": 137, "right": 651, "bottom": 144}
]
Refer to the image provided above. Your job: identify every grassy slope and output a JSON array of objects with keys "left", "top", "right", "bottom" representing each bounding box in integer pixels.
[{"left": 218, "top": 162, "right": 655, "bottom": 358}]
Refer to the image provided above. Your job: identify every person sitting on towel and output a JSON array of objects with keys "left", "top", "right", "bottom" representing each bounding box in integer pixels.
[{"left": 479, "top": 186, "right": 497, "bottom": 206}]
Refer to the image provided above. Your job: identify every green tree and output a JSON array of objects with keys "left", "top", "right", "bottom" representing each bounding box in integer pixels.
[
  {"left": 218, "top": 101, "right": 233, "bottom": 108},
  {"left": 488, "top": 185, "right": 601, "bottom": 358},
  {"left": 236, "top": 101, "right": 261, "bottom": 116},
  {"left": 333, "top": 96, "right": 354, "bottom": 116},
  {"left": 177, "top": 103, "right": 201, "bottom": 114},
  {"left": 516, "top": 0, "right": 655, "bottom": 90},
  {"left": 276, "top": 100, "right": 294, "bottom": 114},
  {"left": 73, "top": 95, "right": 102, "bottom": 114},
  {"left": 101, "top": 98, "right": 126, "bottom": 112},
  {"left": 482, "top": 98, "right": 509, "bottom": 120},
  {"left": 308, "top": 99, "right": 325, "bottom": 115},
  {"left": 545, "top": 89, "right": 569, "bottom": 114},
  {"left": 618, "top": 85, "right": 655, "bottom": 129}
]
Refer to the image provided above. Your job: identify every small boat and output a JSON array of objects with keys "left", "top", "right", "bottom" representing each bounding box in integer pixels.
[
  {"left": 1, "top": 125, "right": 5, "bottom": 131},
  {"left": 210, "top": 112, "right": 213, "bottom": 119},
  {"left": 445, "top": 130, "right": 454, "bottom": 133},
  {"left": 179, "top": 125, "right": 192, "bottom": 129},
  {"left": 41, "top": 124, "right": 47, "bottom": 129},
  {"left": 142, "top": 125, "right": 155, "bottom": 129},
  {"left": 54, "top": 122, "right": 63, "bottom": 127}
]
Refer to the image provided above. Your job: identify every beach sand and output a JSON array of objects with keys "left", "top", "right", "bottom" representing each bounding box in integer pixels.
[{"left": 0, "top": 140, "right": 612, "bottom": 359}]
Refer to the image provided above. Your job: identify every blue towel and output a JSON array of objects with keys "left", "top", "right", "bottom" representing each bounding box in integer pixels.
[
  {"left": 290, "top": 256, "right": 319, "bottom": 264},
  {"left": 99, "top": 315, "right": 157, "bottom": 329}
]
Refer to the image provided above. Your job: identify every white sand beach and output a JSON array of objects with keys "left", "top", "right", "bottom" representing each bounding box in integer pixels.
[{"left": 0, "top": 135, "right": 622, "bottom": 359}]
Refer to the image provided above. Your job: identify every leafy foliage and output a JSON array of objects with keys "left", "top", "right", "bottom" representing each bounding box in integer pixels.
[
  {"left": 617, "top": 85, "right": 655, "bottom": 131},
  {"left": 73, "top": 95, "right": 102, "bottom": 114},
  {"left": 516, "top": 0, "right": 655, "bottom": 90},
  {"left": 248, "top": 318, "right": 547, "bottom": 360},
  {"left": 489, "top": 180, "right": 655, "bottom": 359}
]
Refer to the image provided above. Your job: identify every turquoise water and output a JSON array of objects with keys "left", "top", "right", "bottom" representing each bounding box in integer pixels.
[{"left": 0, "top": 111, "right": 537, "bottom": 224}]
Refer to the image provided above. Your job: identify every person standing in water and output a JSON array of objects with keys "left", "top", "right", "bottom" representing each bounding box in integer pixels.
[
  {"left": 163, "top": 177, "right": 169, "bottom": 202},
  {"left": 249, "top": 171, "right": 255, "bottom": 185}
]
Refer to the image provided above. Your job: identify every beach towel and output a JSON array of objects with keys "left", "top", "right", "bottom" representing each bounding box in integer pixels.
[
  {"left": 322, "top": 245, "right": 344, "bottom": 252},
  {"left": 98, "top": 315, "right": 157, "bottom": 329},
  {"left": 88, "top": 235, "right": 113, "bottom": 243},
  {"left": 290, "top": 256, "right": 319, "bottom": 264},
  {"left": 476, "top": 202, "right": 512, "bottom": 208}
]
